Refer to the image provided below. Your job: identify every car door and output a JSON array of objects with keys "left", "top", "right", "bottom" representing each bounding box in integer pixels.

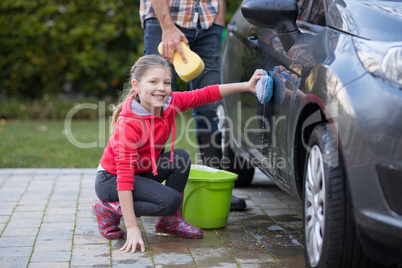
[
  {"left": 222, "top": 6, "right": 298, "bottom": 188},
  {"left": 222, "top": 0, "right": 330, "bottom": 192}
]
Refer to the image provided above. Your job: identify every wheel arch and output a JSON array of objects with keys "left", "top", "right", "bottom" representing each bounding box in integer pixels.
[{"left": 294, "top": 101, "right": 327, "bottom": 199}]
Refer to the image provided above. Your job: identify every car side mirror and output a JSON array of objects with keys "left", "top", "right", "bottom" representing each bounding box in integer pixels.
[{"left": 241, "top": 0, "right": 300, "bottom": 51}]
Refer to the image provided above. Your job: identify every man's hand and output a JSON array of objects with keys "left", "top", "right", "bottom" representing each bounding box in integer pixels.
[
  {"left": 151, "top": 0, "right": 188, "bottom": 63},
  {"left": 160, "top": 26, "right": 188, "bottom": 63}
]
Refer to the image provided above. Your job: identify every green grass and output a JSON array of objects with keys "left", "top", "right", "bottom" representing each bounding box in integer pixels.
[{"left": 0, "top": 112, "right": 198, "bottom": 168}]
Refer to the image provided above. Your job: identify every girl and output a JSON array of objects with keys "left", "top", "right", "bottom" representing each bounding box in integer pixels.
[{"left": 94, "top": 55, "right": 263, "bottom": 254}]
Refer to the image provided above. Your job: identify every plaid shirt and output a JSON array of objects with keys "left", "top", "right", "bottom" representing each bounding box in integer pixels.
[{"left": 140, "top": 0, "right": 219, "bottom": 30}]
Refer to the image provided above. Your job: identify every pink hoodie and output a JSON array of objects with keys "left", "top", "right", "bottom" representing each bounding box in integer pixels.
[{"left": 99, "top": 85, "right": 221, "bottom": 191}]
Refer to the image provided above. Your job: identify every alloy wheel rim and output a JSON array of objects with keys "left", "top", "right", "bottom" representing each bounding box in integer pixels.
[{"left": 304, "top": 145, "right": 326, "bottom": 267}]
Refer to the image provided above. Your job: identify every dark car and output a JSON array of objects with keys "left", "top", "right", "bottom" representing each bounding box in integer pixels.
[{"left": 219, "top": 0, "right": 402, "bottom": 266}]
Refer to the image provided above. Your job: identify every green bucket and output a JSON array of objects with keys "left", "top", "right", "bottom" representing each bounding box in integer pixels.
[{"left": 183, "top": 165, "right": 238, "bottom": 229}]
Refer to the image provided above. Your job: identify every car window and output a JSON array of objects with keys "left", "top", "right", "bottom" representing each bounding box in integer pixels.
[{"left": 297, "top": 0, "right": 326, "bottom": 26}]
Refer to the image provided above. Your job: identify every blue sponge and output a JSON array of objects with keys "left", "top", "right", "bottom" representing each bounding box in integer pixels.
[
  {"left": 255, "top": 68, "right": 294, "bottom": 105},
  {"left": 255, "top": 70, "right": 273, "bottom": 104}
]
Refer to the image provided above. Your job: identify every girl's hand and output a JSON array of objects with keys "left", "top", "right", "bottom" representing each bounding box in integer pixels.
[
  {"left": 218, "top": 69, "right": 265, "bottom": 98},
  {"left": 248, "top": 69, "right": 265, "bottom": 94},
  {"left": 120, "top": 226, "right": 145, "bottom": 254}
]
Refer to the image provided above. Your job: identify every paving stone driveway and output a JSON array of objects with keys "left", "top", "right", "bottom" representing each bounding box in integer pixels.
[{"left": 0, "top": 168, "right": 305, "bottom": 267}]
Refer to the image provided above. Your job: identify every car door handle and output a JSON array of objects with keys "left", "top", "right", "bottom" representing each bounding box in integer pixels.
[
  {"left": 247, "top": 36, "right": 259, "bottom": 50},
  {"left": 227, "top": 23, "right": 237, "bottom": 33}
]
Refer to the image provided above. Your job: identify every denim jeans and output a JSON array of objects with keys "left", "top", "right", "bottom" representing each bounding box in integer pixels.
[
  {"left": 143, "top": 18, "right": 224, "bottom": 133},
  {"left": 95, "top": 149, "right": 191, "bottom": 216}
]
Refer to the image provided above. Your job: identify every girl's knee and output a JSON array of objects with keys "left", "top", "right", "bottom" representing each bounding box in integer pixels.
[
  {"left": 173, "top": 149, "right": 191, "bottom": 168},
  {"left": 174, "top": 148, "right": 190, "bottom": 159}
]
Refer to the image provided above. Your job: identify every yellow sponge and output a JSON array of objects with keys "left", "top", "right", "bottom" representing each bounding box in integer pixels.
[{"left": 158, "top": 41, "right": 204, "bottom": 82}]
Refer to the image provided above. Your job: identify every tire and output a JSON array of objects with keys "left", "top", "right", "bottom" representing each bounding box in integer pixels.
[
  {"left": 217, "top": 104, "right": 255, "bottom": 187},
  {"left": 303, "top": 123, "right": 375, "bottom": 268}
]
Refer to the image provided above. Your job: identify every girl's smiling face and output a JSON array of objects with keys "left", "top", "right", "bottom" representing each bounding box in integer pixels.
[{"left": 132, "top": 67, "right": 172, "bottom": 116}]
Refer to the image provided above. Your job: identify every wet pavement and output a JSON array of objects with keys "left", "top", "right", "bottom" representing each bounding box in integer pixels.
[{"left": 0, "top": 168, "right": 305, "bottom": 267}]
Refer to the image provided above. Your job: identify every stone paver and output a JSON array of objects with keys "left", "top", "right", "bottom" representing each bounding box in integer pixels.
[{"left": 0, "top": 168, "right": 304, "bottom": 267}]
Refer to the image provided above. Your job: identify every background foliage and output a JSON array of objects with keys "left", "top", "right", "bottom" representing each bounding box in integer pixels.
[
  {"left": 1, "top": 0, "right": 143, "bottom": 100},
  {"left": 0, "top": 0, "right": 243, "bottom": 119}
]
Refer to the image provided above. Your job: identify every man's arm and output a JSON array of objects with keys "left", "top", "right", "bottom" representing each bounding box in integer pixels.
[
  {"left": 151, "top": 0, "right": 188, "bottom": 63},
  {"left": 215, "top": 0, "right": 226, "bottom": 26}
]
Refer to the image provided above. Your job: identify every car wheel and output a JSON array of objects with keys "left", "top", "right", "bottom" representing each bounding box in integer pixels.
[
  {"left": 217, "top": 103, "right": 255, "bottom": 187},
  {"left": 303, "top": 123, "right": 374, "bottom": 267}
]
